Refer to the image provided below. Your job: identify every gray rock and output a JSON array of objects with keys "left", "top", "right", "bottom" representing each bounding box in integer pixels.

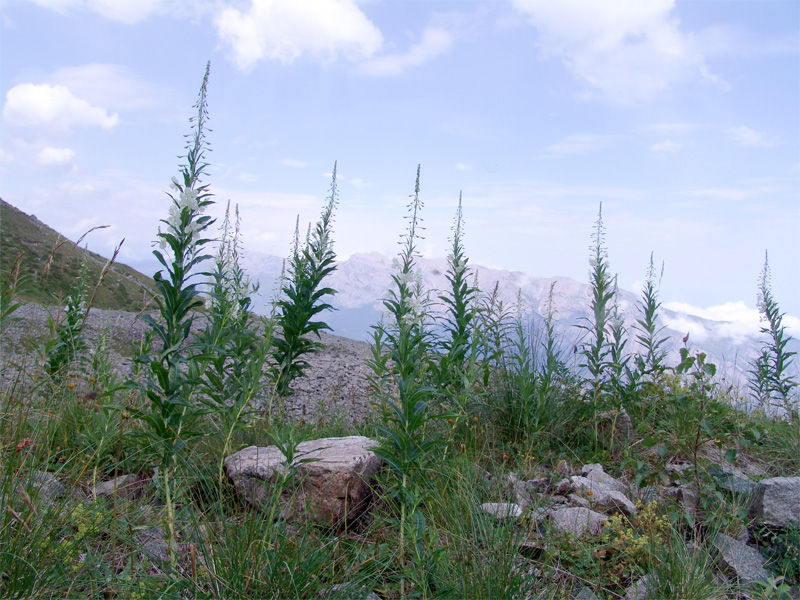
[
  {"left": 583, "top": 467, "right": 629, "bottom": 496},
  {"left": 749, "top": 477, "right": 800, "bottom": 528},
  {"left": 225, "top": 436, "right": 382, "bottom": 526},
  {"left": 710, "top": 464, "right": 757, "bottom": 496},
  {"left": 573, "top": 586, "right": 601, "bottom": 600},
  {"left": 624, "top": 575, "right": 654, "bottom": 600},
  {"left": 550, "top": 506, "right": 607, "bottom": 537},
  {"left": 712, "top": 533, "right": 770, "bottom": 585},
  {"left": 135, "top": 527, "right": 170, "bottom": 563},
  {"left": 92, "top": 474, "right": 145, "bottom": 501},
  {"left": 678, "top": 484, "right": 699, "bottom": 516},
  {"left": 570, "top": 475, "right": 637, "bottom": 516},
  {"left": 30, "top": 471, "right": 68, "bottom": 500},
  {"left": 597, "top": 407, "right": 634, "bottom": 448},
  {"left": 480, "top": 502, "right": 523, "bottom": 519}
]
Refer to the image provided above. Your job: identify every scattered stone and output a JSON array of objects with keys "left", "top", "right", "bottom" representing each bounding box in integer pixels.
[
  {"left": 555, "top": 478, "right": 572, "bottom": 495},
  {"left": 568, "top": 493, "right": 591, "bottom": 508},
  {"left": 554, "top": 459, "right": 573, "bottom": 478},
  {"left": 624, "top": 575, "right": 654, "bottom": 600},
  {"left": 749, "top": 477, "right": 800, "bottom": 528},
  {"left": 550, "top": 506, "right": 607, "bottom": 537},
  {"left": 573, "top": 586, "right": 601, "bottom": 600},
  {"left": 710, "top": 464, "right": 757, "bottom": 497},
  {"left": 712, "top": 533, "right": 770, "bottom": 585},
  {"left": 583, "top": 467, "right": 629, "bottom": 497},
  {"left": 225, "top": 436, "right": 382, "bottom": 526},
  {"left": 664, "top": 460, "right": 692, "bottom": 476},
  {"left": 597, "top": 407, "right": 634, "bottom": 449},
  {"left": 92, "top": 474, "right": 145, "bottom": 501},
  {"left": 677, "top": 484, "right": 699, "bottom": 516},
  {"left": 570, "top": 475, "right": 637, "bottom": 516},
  {"left": 135, "top": 527, "right": 170, "bottom": 563},
  {"left": 30, "top": 471, "right": 68, "bottom": 500},
  {"left": 579, "top": 464, "right": 604, "bottom": 476},
  {"left": 322, "top": 583, "right": 381, "bottom": 600},
  {"left": 525, "top": 477, "right": 549, "bottom": 494},
  {"left": 481, "top": 502, "right": 523, "bottom": 519}
]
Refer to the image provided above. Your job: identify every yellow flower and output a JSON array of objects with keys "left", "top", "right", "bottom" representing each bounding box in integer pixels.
[
  {"left": 89, "top": 377, "right": 96, "bottom": 383},
  {"left": 586, "top": 490, "right": 594, "bottom": 497},
  {"left": 372, "top": 404, "right": 378, "bottom": 410},
  {"left": 473, "top": 416, "right": 479, "bottom": 422},
  {"left": 68, "top": 383, "right": 75, "bottom": 389}
]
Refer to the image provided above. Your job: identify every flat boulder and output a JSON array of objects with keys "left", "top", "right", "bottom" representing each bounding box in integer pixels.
[{"left": 225, "top": 436, "right": 381, "bottom": 526}]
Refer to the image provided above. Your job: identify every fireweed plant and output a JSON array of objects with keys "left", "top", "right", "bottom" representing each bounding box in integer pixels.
[
  {"left": 198, "top": 200, "right": 270, "bottom": 484},
  {"left": 271, "top": 163, "right": 339, "bottom": 397},
  {"left": 748, "top": 251, "right": 798, "bottom": 418},
  {"left": 131, "top": 62, "right": 215, "bottom": 564},
  {"left": 369, "top": 166, "right": 446, "bottom": 597}
]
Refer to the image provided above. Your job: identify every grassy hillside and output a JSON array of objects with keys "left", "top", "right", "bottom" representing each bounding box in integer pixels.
[{"left": 0, "top": 198, "right": 156, "bottom": 312}]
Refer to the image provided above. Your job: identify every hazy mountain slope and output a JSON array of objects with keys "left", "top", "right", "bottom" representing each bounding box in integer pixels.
[
  {"left": 0, "top": 198, "right": 155, "bottom": 312},
  {"left": 243, "top": 250, "right": 799, "bottom": 393}
]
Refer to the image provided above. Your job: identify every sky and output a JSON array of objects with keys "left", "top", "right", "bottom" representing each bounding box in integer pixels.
[{"left": 1, "top": 0, "right": 799, "bottom": 331}]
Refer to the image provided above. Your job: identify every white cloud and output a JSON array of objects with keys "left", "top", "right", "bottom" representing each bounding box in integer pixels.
[
  {"left": 650, "top": 140, "right": 681, "bottom": 153},
  {"left": 36, "top": 146, "right": 76, "bottom": 173},
  {"left": 359, "top": 27, "right": 453, "bottom": 76},
  {"left": 726, "top": 126, "right": 776, "bottom": 147},
  {"left": 280, "top": 158, "right": 309, "bottom": 168},
  {"left": 540, "top": 133, "right": 615, "bottom": 157},
  {"left": 350, "top": 177, "right": 368, "bottom": 189},
  {"left": 214, "top": 0, "right": 383, "bottom": 71},
  {"left": 45, "top": 63, "right": 170, "bottom": 110},
  {"left": 511, "top": 0, "right": 720, "bottom": 103},
  {"left": 662, "top": 300, "right": 800, "bottom": 341},
  {"left": 3, "top": 83, "right": 118, "bottom": 134},
  {"left": 455, "top": 163, "right": 472, "bottom": 171}
]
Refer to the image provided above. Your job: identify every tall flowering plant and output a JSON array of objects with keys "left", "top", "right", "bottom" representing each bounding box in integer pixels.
[{"left": 132, "top": 62, "right": 214, "bottom": 565}]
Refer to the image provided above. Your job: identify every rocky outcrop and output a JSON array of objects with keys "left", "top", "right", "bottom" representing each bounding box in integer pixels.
[
  {"left": 749, "top": 476, "right": 800, "bottom": 528},
  {"left": 225, "top": 436, "right": 382, "bottom": 526}
]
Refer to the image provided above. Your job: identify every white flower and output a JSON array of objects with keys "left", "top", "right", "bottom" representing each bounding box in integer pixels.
[
  {"left": 170, "top": 176, "right": 181, "bottom": 191},
  {"left": 179, "top": 188, "right": 199, "bottom": 212}
]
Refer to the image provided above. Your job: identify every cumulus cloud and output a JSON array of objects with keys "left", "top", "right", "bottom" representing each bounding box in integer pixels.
[
  {"left": 45, "top": 63, "right": 169, "bottom": 110},
  {"left": 511, "top": 0, "right": 720, "bottom": 103},
  {"left": 726, "top": 126, "right": 776, "bottom": 147},
  {"left": 214, "top": 0, "right": 383, "bottom": 71},
  {"left": 3, "top": 83, "right": 118, "bottom": 134},
  {"left": 359, "top": 27, "right": 454, "bottom": 76},
  {"left": 36, "top": 146, "right": 76, "bottom": 173}
]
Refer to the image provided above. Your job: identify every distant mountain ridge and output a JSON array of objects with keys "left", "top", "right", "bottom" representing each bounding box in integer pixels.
[{"left": 243, "top": 250, "right": 800, "bottom": 394}]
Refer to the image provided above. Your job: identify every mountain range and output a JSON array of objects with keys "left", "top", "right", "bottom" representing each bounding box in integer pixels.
[{"left": 242, "top": 249, "right": 799, "bottom": 397}]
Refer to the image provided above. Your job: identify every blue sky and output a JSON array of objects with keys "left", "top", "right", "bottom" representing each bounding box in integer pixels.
[{"left": 1, "top": 0, "right": 798, "bottom": 330}]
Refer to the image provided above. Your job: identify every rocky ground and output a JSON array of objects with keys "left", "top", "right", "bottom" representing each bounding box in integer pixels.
[{"left": 0, "top": 304, "right": 377, "bottom": 424}]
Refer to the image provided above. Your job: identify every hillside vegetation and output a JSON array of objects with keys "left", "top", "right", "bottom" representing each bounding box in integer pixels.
[
  {"left": 0, "top": 197, "right": 156, "bottom": 312},
  {"left": 1, "top": 63, "right": 798, "bottom": 600}
]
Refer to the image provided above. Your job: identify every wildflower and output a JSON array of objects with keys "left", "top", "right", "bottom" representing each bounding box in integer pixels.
[
  {"left": 586, "top": 490, "right": 594, "bottom": 497},
  {"left": 472, "top": 416, "right": 478, "bottom": 422},
  {"left": 89, "top": 377, "right": 96, "bottom": 383},
  {"left": 447, "top": 418, "right": 454, "bottom": 424},
  {"left": 16, "top": 438, "right": 31, "bottom": 452},
  {"left": 502, "top": 454, "right": 509, "bottom": 461},
  {"left": 68, "top": 382, "right": 75, "bottom": 389},
  {"left": 372, "top": 404, "right": 378, "bottom": 410}
]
